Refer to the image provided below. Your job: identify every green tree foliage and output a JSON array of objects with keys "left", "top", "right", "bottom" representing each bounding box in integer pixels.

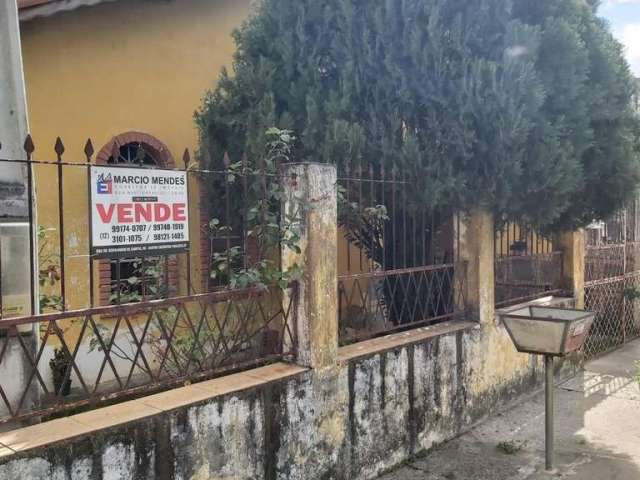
[
  {"left": 196, "top": 0, "right": 640, "bottom": 231},
  {"left": 512, "top": 0, "right": 640, "bottom": 228}
]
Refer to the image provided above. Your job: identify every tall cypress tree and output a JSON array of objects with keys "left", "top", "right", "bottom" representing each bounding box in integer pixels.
[
  {"left": 196, "top": 0, "right": 639, "bottom": 231},
  {"left": 511, "top": 0, "right": 640, "bottom": 229}
]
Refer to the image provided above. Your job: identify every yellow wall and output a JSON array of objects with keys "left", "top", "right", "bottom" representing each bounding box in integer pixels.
[
  {"left": 20, "top": 0, "right": 251, "bottom": 310},
  {"left": 21, "top": 0, "right": 250, "bottom": 156},
  {"left": 20, "top": 0, "right": 369, "bottom": 317}
]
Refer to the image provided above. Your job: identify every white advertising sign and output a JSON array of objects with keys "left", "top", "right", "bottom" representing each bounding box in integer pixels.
[{"left": 90, "top": 166, "right": 189, "bottom": 258}]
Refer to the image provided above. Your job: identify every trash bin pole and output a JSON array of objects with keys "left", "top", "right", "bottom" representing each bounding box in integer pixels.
[{"left": 545, "top": 354, "right": 554, "bottom": 471}]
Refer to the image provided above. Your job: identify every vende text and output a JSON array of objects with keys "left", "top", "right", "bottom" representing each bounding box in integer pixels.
[{"left": 96, "top": 203, "right": 187, "bottom": 223}]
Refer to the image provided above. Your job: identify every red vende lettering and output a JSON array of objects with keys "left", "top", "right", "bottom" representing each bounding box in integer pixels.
[
  {"left": 117, "top": 203, "right": 134, "bottom": 223},
  {"left": 98, "top": 202, "right": 187, "bottom": 224},
  {"left": 96, "top": 204, "right": 116, "bottom": 223},
  {"left": 134, "top": 203, "right": 153, "bottom": 222},
  {"left": 154, "top": 203, "right": 171, "bottom": 222},
  {"left": 173, "top": 203, "right": 186, "bottom": 221}
]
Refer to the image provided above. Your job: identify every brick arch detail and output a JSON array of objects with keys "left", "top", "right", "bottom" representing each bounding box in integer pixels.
[
  {"left": 95, "top": 131, "right": 176, "bottom": 168},
  {"left": 95, "top": 132, "right": 178, "bottom": 306}
]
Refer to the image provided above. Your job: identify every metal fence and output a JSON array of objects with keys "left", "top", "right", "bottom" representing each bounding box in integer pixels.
[
  {"left": 583, "top": 205, "right": 640, "bottom": 358},
  {"left": 0, "top": 135, "right": 298, "bottom": 424},
  {"left": 336, "top": 162, "right": 467, "bottom": 345},
  {"left": 0, "top": 285, "right": 296, "bottom": 425},
  {"left": 494, "top": 221, "right": 565, "bottom": 308}
]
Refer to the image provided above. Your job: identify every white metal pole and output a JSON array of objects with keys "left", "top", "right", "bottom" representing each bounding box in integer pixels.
[
  {"left": 0, "top": 0, "right": 30, "bottom": 201},
  {"left": 545, "top": 354, "right": 555, "bottom": 471},
  {"left": 0, "top": 0, "right": 35, "bottom": 317}
]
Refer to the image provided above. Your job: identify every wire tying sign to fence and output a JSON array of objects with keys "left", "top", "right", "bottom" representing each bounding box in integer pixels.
[{"left": 90, "top": 166, "right": 189, "bottom": 258}]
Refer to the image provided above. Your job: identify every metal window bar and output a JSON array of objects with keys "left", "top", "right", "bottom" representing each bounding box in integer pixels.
[
  {"left": 0, "top": 137, "right": 294, "bottom": 307},
  {"left": 494, "top": 221, "right": 564, "bottom": 308},
  {"left": 336, "top": 163, "right": 466, "bottom": 345}
]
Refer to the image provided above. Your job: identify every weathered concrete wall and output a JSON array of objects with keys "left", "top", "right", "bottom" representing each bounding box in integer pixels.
[
  {"left": 0, "top": 172, "right": 585, "bottom": 479},
  {"left": 0, "top": 150, "right": 588, "bottom": 477},
  {"left": 454, "top": 210, "right": 495, "bottom": 325},
  {"left": 0, "top": 333, "right": 40, "bottom": 427},
  {"left": 556, "top": 230, "right": 586, "bottom": 309},
  {"left": 281, "top": 163, "right": 338, "bottom": 369},
  {"left": 0, "top": 317, "right": 579, "bottom": 480}
]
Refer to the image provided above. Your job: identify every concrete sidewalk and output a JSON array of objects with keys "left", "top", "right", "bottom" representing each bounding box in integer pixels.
[{"left": 379, "top": 339, "right": 640, "bottom": 480}]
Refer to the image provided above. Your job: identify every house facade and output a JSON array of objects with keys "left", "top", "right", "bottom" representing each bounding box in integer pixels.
[
  {"left": 18, "top": 0, "right": 251, "bottom": 310},
  {"left": 0, "top": 0, "right": 257, "bottom": 399}
]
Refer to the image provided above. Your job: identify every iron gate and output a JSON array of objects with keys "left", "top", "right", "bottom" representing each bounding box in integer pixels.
[{"left": 494, "top": 221, "right": 565, "bottom": 308}]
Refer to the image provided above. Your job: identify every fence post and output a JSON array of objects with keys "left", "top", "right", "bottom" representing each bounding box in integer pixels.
[
  {"left": 556, "top": 231, "right": 585, "bottom": 309},
  {"left": 455, "top": 209, "right": 495, "bottom": 324},
  {"left": 281, "top": 162, "right": 338, "bottom": 369}
]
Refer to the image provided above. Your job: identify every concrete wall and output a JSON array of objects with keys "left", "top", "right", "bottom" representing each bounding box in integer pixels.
[
  {"left": 0, "top": 335, "right": 38, "bottom": 420},
  {"left": 0, "top": 164, "right": 584, "bottom": 478},
  {"left": 0, "top": 318, "right": 579, "bottom": 480}
]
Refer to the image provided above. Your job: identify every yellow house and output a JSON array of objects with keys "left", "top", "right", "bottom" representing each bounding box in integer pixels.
[
  {"left": 19, "top": 0, "right": 370, "bottom": 312},
  {"left": 19, "top": 0, "right": 252, "bottom": 310},
  {"left": 8, "top": 0, "right": 259, "bottom": 394},
  {"left": 16, "top": 0, "right": 559, "bottom": 326},
  {"left": 16, "top": 0, "right": 399, "bottom": 377},
  {"left": 15, "top": 0, "right": 366, "bottom": 394}
]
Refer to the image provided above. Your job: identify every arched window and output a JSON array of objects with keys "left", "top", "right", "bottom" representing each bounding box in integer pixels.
[
  {"left": 96, "top": 131, "right": 175, "bottom": 168},
  {"left": 96, "top": 132, "right": 178, "bottom": 305},
  {"left": 107, "top": 143, "right": 160, "bottom": 167}
]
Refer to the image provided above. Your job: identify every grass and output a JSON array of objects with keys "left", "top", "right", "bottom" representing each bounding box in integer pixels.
[{"left": 496, "top": 440, "right": 526, "bottom": 455}]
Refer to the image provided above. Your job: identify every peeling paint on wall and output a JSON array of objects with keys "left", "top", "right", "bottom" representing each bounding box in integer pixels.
[{"left": 0, "top": 322, "right": 580, "bottom": 480}]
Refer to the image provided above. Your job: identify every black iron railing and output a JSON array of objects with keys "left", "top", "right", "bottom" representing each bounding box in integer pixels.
[{"left": 336, "top": 162, "right": 466, "bottom": 345}]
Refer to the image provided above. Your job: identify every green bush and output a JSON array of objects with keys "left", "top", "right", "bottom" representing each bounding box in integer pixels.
[{"left": 196, "top": 0, "right": 640, "bottom": 231}]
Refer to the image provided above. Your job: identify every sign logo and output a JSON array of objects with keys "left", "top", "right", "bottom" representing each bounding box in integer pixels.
[{"left": 96, "top": 173, "right": 113, "bottom": 194}]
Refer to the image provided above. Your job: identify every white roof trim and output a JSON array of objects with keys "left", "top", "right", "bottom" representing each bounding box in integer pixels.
[{"left": 20, "top": 0, "right": 119, "bottom": 21}]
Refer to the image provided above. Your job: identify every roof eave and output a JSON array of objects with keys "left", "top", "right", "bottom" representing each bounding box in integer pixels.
[{"left": 19, "top": 0, "right": 117, "bottom": 21}]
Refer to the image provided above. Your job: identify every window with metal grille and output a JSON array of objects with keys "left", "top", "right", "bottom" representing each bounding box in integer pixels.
[
  {"left": 109, "top": 257, "right": 168, "bottom": 304},
  {"left": 107, "top": 142, "right": 159, "bottom": 168},
  {"left": 95, "top": 134, "right": 177, "bottom": 305}
]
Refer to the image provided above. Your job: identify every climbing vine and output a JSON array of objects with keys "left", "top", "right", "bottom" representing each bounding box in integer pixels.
[{"left": 207, "top": 127, "right": 303, "bottom": 290}]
